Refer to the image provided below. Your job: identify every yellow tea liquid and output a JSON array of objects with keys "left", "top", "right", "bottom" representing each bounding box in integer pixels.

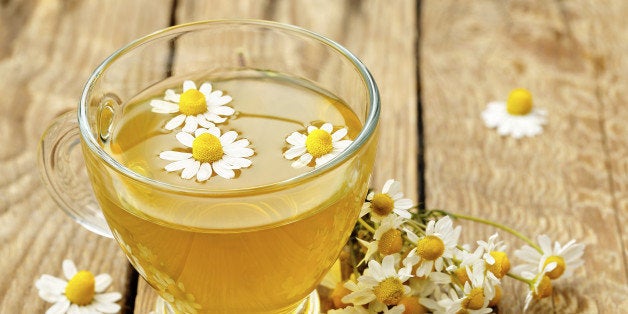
[{"left": 90, "top": 72, "right": 375, "bottom": 313}]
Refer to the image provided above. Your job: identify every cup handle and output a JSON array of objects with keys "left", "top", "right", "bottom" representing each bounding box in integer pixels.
[{"left": 38, "top": 110, "right": 113, "bottom": 238}]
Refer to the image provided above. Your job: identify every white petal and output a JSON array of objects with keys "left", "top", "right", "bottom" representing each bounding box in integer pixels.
[
  {"left": 165, "top": 159, "right": 193, "bottom": 172},
  {"left": 307, "top": 126, "right": 317, "bottom": 133},
  {"left": 212, "top": 104, "right": 235, "bottom": 115},
  {"left": 181, "top": 160, "right": 201, "bottom": 179},
  {"left": 333, "top": 140, "right": 352, "bottom": 150},
  {"left": 224, "top": 146, "right": 254, "bottom": 158},
  {"left": 321, "top": 123, "right": 333, "bottom": 133},
  {"left": 315, "top": 153, "right": 335, "bottom": 167},
  {"left": 165, "top": 114, "right": 186, "bottom": 130},
  {"left": 150, "top": 100, "right": 179, "bottom": 114},
  {"left": 331, "top": 128, "right": 348, "bottom": 141},
  {"left": 176, "top": 132, "right": 195, "bottom": 147},
  {"left": 94, "top": 292, "right": 122, "bottom": 303},
  {"left": 203, "top": 113, "right": 227, "bottom": 123},
  {"left": 206, "top": 126, "right": 221, "bottom": 138},
  {"left": 220, "top": 131, "right": 238, "bottom": 145},
  {"left": 284, "top": 146, "right": 306, "bottom": 160},
  {"left": 199, "top": 82, "right": 212, "bottom": 95},
  {"left": 212, "top": 95, "right": 233, "bottom": 107},
  {"left": 164, "top": 89, "right": 180, "bottom": 102},
  {"left": 286, "top": 132, "right": 307, "bottom": 146},
  {"left": 45, "top": 300, "right": 70, "bottom": 314},
  {"left": 196, "top": 163, "right": 213, "bottom": 181},
  {"left": 182, "top": 116, "right": 199, "bottom": 133},
  {"left": 213, "top": 161, "right": 235, "bottom": 179},
  {"left": 183, "top": 80, "right": 196, "bottom": 91},
  {"left": 94, "top": 274, "right": 112, "bottom": 292},
  {"left": 36, "top": 275, "right": 67, "bottom": 294},
  {"left": 63, "top": 260, "right": 77, "bottom": 279},
  {"left": 222, "top": 156, "right": 252, "bottom": 168},
  {"left": 394, "top": 198, "right": 414, "bottom": 210},
  {"left": 93, "top": 300, "right": 121, "bottom": 314},
  {"left": 291, "top": 153, "right": 312, "bottom": 168},
  {"left": 196, "top": 115, "right": 215, "bottom": 129},
  {"left": 231, "top": 139, "right": 250, "bottom": 148},
  {"left": 159, "top": 151, "right": 192, "bottom": 161}
]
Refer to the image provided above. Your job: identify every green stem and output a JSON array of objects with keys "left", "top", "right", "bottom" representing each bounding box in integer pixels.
[
  {"left": 358, "top": 218, "right": 376, "bottom": 234},
  {"left": 435, "top": 210, "right": 543, "bottom": 254},
  {"left": 507, "top": 272, "right": 533, "bottom": 285}
]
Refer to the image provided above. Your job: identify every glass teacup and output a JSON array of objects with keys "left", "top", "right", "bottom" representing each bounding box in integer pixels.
[{"left": 39, "top": 20, "right": 379, "bottom": 314}]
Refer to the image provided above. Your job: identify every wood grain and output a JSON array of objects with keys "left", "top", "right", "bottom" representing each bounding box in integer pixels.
[
  {"left": 421, "top": 0, "right": 628, "bottom": 312},
  {"left": 134, "top": 0, "right": 418, "bottom": 312},
  {"left": 0, "top": 0, "right": 171, "bottom": 312}
]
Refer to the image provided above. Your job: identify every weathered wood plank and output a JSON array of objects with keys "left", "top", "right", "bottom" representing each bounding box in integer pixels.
[
  {"left": 134, "top": 0, "right": 417, "bottom": 312},
  {"left": 421, "top": 0, "right": 628, "bottom": 312},
  {"left": 0, "top": 0, "right": 171, "bottom": 312}
]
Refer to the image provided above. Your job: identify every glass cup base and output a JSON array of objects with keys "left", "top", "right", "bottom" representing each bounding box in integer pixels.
[{"left": 154, "top": 289, "right": 321, "bottom": 314}]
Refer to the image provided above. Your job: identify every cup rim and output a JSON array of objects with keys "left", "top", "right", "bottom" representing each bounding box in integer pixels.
[{"left": 79, "top": 19, "right": 380, "bottom": 195}]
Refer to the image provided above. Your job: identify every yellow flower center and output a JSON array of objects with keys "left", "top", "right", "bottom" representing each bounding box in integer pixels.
[
  {"left": 64, "top": 270, "right": 95, "bottom": 306},
  {"left": 192, "top": 133, "right": 224, "bottom": 163},
  {"left": 506, "top": 88, "right": 533, "bottom": 115},
  {"left": 543, "top": 255, "right": 566, "bottom": 279},
  {"left": 378, "top": 229, "right": 403, "bottom": 255},
  {"left": 399, "top": 295, "right": 427, "bottom": 314},
  {"left": 417, "top": 235, "right": 445, "bottom": 261},
  {"left": 373, "top": 277, "right": 405, "bottom": 306},
  {"left": 488, "top": 285, "right": 502, "bottom": 307},
  {"left": 305, "top": 129, "right": 333, "bottom": 158},
  {"left": 486, "top": 251, "right": 511, "bottom": 279},
  {"left": 178, "top": 89, "right": 207, "bottom": 115},
  {"left": 461, "top": 287, "right": 485, "bottom": 310},
  {"left": 453, "top": 267, "right": 470, "bottom": 285},
  {"left": 533, "top": 275, "right": 553, "bottom": 299},
  {"left": 371, "top": 193, "right": 395, "bottom": 216}
]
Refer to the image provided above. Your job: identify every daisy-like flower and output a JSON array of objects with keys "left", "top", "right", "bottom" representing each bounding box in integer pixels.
[
  {"left": 35, "top": 259, "right": 122, "bottom": 314},
  {"left": 477, "top": 233, "right": 510, "bottom": 279},
  {"left": 442, "top": 262, "right": 496, "bottom": 314},
  {"left": 481, "top": 88, "right": 547, "bottom": 138},
  {"left": 361, "top": 179, "right": 414, "bottom": 223},
  {"left": 342, "top": 255, "right": 414, "bottom": 313},
  {"left": 405, "top": 216, "right": 461, "bottom": 277},
  {"left": 283, "top": 122, "right": 353, "bottom": 168},
  {"left": 357, "top": 214, "right": 406, "bottom": 263},
  {"left": 513, "top": 234, "right": 585, "bottom": 281},
  {"left": 159, "top": 127, "right": 254, "bottom": 181},
  {"left": 520, "top": 263, "right": 556, "bottom": 311},
  {"left": 150, "top": 80, "right": 235, "bottom": 132}
]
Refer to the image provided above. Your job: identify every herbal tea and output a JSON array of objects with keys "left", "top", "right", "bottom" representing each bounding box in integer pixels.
[{"left": 89, "top": 72, "right": 376, "bottom": 313}]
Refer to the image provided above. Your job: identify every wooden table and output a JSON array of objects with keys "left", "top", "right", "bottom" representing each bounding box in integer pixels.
[{"left": 1, "top": 0, "right": 626, "bottom": 313}]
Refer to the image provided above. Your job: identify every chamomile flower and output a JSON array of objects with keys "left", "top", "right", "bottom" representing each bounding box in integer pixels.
[
  {"left": 150, "top": 80, "right": 234, "bottom": 132},
  {"left": 445, "top": 262, "right": 496, "bottom": 314},
  {"left": 283, "top": 122, "right": 353, "bottom": 168},
  {"left": 521, "top": 263, "right": 556, "bottom": 311},
  {"left": 513, "top": 234, "right": 585, "bottom": 281},
  {"left": 477, "top": 233, "right": 510, "bottom": 279},
  {"left": 342, "top": 255, "right": 414, "bottom": 313},
  {"left": 361, "top": 179, "right": 414, "bottom": 222},
  {"left": 357, "top": 215, "right": 406, "bottom": 263},
  {"left": 159, "top": 127, "right": 254, "bottom": 181},
  {"left": 481, "top": 88, "right": 547, "bottom": 138},
  {"left": 35, "top": 260, "right": 121, "bottom": 314},
  {"left": 405, "top": 216, "right": 461, "bottom": 277}
]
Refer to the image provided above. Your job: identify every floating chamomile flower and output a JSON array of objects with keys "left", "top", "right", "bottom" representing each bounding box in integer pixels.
[
  {"left": 283, "top": 122, "right": 353, "bottom": 168},
  {"left": 481, "top": 88, "right": 547, "bottom": 138},
  {"left": 159, "top": 127, "right": 254, "bottom": 181},
  {"left": 35, "top": 259, "right": 121, "bottom": 314},
  {"left": 150, "top": 80, "right": 235, "bottom": 132}
]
